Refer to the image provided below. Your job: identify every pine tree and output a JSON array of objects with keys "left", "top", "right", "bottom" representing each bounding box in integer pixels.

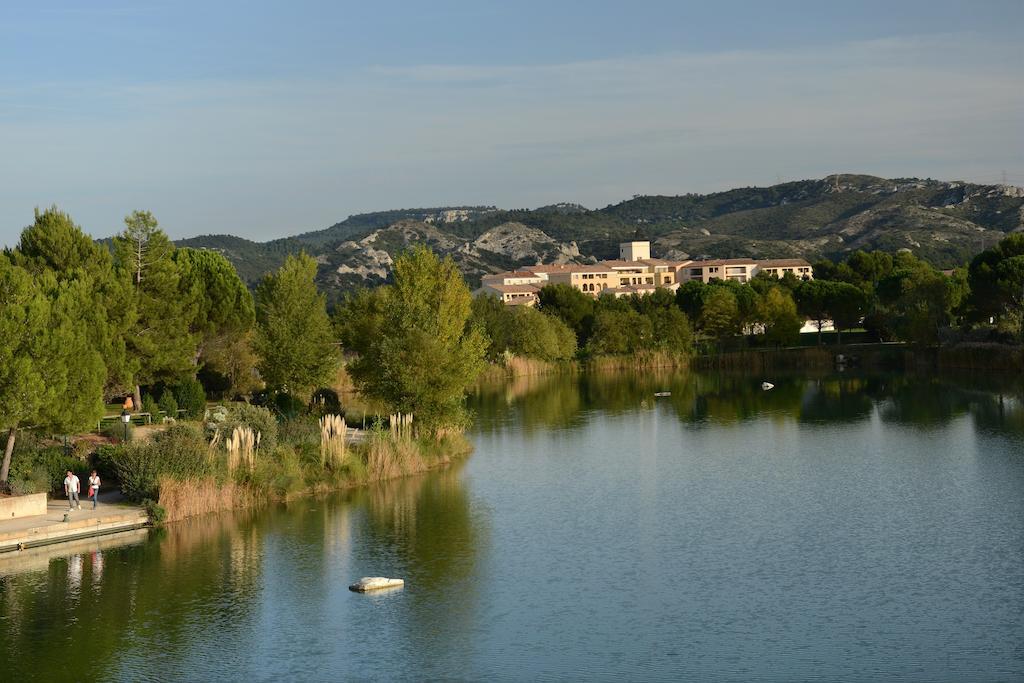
[
  {"left": 254, "top": 253, "right": 338, "bottom": 400},
  {"left": 14, "top": 206, "right": 134, "bottom": 394},
  {"left": 174, "top": 248, "right": 256, "bottom": 394},
  {"left": 114, "top": 211, "right": 198, "bottom": 404},
  {"left": 0, "top": 257, "right": 50, "bottom": 483}
]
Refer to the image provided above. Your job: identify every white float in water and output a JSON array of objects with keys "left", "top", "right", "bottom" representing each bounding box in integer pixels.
[
  {"left": 761, "top": 382, "right": 775, "bottom": 391},
  {"left": 654, "top": 392, "right": 671, "bottom": 397},
  {"left": 349, "top": 577, "right": 405, "bottom": 592}
]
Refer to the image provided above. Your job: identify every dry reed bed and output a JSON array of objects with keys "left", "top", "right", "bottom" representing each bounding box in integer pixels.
[{"left": 156, "top": 413, "right": 470, "bottom": 524}]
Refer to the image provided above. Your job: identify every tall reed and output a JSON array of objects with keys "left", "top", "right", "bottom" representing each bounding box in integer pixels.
[
  {"left": 319, "top": 414, "right": 347, "bottom": 468},
  {"left": 389, "top": 412, "right": 414, "bottom": 440},
  {"left": 225, "top": 425, "right": 259, "bottom": 474}
]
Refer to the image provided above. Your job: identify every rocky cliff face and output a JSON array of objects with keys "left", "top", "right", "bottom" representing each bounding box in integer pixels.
[
  {"left": 176, "top": 174, "right": 1024, "bottom": 301},
  {"left": 312, "top": 219, "right": 585, "bottom": 300}
]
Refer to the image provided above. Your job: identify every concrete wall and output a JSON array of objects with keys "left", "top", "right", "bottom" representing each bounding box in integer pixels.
[{"left": 0, "top": 493, "right": 47, "bottom": 520}]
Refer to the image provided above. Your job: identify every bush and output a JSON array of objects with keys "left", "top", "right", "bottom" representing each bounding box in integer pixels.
[
  {"left": 92, "top": 444, "right": 124, "bottom": 482},
  {"left": 158, "top": 390, "right": 179, "bottom": 419},
  {"left": 278, "top": 416, "right": 319, "bottom": 447},
  {"left": 142, "top": 498, "right": 167, "bottom": 524},
  {"left": 273, "top": 392, "right": 306, "bottom": 419},
  {"left": 309, "top": 388, "right": 343, "bottom": 418},
  {"left": 101, "top": 421, "right": 134, "bottom": 443},
  {"left": 9, "top": 466, "right": 51, "bottom": 495},
  {"left": 174, "top": 378, "right": 207, "bottom": 419},
  {"left": 109, "top": 423, "right": 215, "bottom": 502},
  {"left": 212, "top": 403, "right": 278, "bottom": 453},
  {"left": 142, "top": 394, "right": 160, "bottom": 422},
  {"left": 7, "top": 446, "right": 87, "bottom": 494}
]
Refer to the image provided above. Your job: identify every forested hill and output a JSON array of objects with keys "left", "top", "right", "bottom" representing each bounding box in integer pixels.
[{"left": 176, "top": 175, "right": 1024, "bottom": 302}]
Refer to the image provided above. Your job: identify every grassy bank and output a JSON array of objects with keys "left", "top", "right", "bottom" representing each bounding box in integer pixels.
[
  {"left": 583, "top": 350, "right": 689, "bottom": 372},
  {"left": 479, "top": 350, "right": 689, "bottom": 381},
  {"left": 693, "top": 343, "right": 917, "bottom": 373},
  {"left": 92, "top": 405, "right": 472, "bottom": 524},
  {"left": 938, "top": 343, "right": 1024, "bottom": 372},
  {"left": 155, "top": 430, "right": 470, "bottom": 523}
]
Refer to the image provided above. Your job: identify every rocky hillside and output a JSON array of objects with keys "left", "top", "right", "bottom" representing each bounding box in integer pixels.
[{"left": 176, "top": 174, "right": 1024, "bottom": 302}]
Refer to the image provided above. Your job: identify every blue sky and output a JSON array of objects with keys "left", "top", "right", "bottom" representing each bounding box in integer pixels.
[{"left": 1, "top": 0, "right": 1022, "bottom": 244}]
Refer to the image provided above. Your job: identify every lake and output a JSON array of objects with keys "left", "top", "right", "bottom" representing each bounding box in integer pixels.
[{"left": 2, "top": 370, "right": 1023, "bottom": 681}]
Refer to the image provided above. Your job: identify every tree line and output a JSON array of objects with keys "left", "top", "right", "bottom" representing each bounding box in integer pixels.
[
  {"left": 0, "top": 208, "right": 338, "bottom": 484},
  {"left": 462, "top": 234, "right": 1024, "bottom": 360},
  {"left": 2, "top": 206, "right": 1021, "bottom": 485}
]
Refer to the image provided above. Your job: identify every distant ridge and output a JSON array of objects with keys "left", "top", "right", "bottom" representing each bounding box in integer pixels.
[{"left": 175, "top": 174, "right": 1024, "bottom": 301}]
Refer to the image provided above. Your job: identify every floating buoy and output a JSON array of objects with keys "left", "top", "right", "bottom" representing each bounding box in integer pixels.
[
  {"left": 761, "top": 382, "right": 775, "bottom": 391},
  {"left": 349, "top": 577, "right": 405, "bottom": 592},
  {"left": 654, "top": 391, "right": 671, "bottom": 397}
]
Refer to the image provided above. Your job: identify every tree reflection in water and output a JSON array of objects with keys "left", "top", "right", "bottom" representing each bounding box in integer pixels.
[{"left": 470, "top": 368, "right": 1024, "bottom": 438}]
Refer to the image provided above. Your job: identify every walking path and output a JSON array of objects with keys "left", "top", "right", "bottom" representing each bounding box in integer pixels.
[{"left": 0, "top": 491, "right": 148, "bottom": 554}]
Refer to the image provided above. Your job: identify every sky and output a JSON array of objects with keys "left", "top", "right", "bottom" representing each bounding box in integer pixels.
[{"left": 1, "top": 0, "right": 1022, "bottom": 244}]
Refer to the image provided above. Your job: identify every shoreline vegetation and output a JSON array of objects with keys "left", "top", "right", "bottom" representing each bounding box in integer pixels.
[{"left": 1, "top": 208, "right": 1022, "bottom": 529}]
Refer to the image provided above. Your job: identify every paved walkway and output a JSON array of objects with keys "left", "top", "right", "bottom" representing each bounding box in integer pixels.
[{"left": 0, "top": 491, "right": 147, "bottom": 553}]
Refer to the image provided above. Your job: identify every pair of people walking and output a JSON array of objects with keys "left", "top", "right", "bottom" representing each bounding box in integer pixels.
[{"left": 64, "top": 470, "right": 100, "bottom": 510}]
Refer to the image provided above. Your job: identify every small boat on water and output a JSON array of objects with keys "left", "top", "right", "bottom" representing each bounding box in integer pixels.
[
  {"left": 761, "top": 382, "right": 775, "bottom": 391},
  {"left": 349, "top": 577, "right": 405, "bottom": 592},
  {"left": 654, "top": 391, "right": 671, "bottom": 397}
]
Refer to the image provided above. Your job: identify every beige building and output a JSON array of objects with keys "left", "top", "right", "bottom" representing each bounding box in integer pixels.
[
  {"left": 477, "top": 282, "right": 540, "bottom": 306},
  {"left": 680, "top": 257, "right": 813, "bottom": 284},
  {"left": 618, "top": 240, "right": 651, "bottom": 261},
  {"left": 756, "top": 259, "right": 813, "bottom": 279},
  {"left": 475, "top": 241, "right": 813, "bottom": 305}
]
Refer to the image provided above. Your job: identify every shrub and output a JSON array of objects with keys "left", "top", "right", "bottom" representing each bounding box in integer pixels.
[
  {"left": 174, "top": 378, "right": 207, "bottom": 419},
  {"left": 309, "top": 388, "right": 343, "bottom": 418},
  {"left": 214, "top": 403, "right": 278, "bottom": 454},
  {"left": 101, "top": 420, "right": 134, "bottom": 443},
  {"left": 278, "top": 416, "right": 319, "bottom": 447},
  {"left": 142, "top": 394, "right": 160, "bottom": 422},
  {"left": 92, "top": 444, "right": 124, "bottom": 482},
  {"left": 158, "top": 390, "right": 179, "bottom": 419},
  {"left": 9, "top": 466, "right": 51, "bottom": 495},
  {"left": 142, "top": 498, "right": 167, "bottom": 524},
  {"left": 109, "top": 423, "right": 215, "bottom": 502},
  {"left": 7, "top": 446, "right": 87, "bottom": 494}
]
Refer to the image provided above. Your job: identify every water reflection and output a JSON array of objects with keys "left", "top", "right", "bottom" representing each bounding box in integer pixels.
[
  {"left": 0, "top": 460, "right": 483, "bottom": 682},
  {"left": 1, "top": 370, "right": 1021, "bottom": 680},
  {"left": 473, "top": 369, "right": 1024, "bottom": 437}
]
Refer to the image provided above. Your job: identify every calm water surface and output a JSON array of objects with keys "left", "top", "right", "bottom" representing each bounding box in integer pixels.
[{"left": 2, "top": 371, "right": 1023, "bottom": 681}]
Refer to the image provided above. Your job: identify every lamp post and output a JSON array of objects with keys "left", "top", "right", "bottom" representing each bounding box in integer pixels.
[{"left": 120, "top": 409, "right": 131, "bottom": 441}]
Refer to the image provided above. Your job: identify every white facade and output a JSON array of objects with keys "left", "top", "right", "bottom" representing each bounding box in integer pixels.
[{"left": 619, "top": 241, "right": 651, "bottom": 261}]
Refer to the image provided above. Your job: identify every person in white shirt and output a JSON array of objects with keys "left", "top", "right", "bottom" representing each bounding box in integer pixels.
[
  {"left": 88, "top": 470, "right": 101, "bottom": 509},
  {"left": 64, "top": 470, "right": 81, "bottom": 510}
]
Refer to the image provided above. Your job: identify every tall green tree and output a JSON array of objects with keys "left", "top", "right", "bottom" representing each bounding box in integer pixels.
[
  {"left": 0, "top": 257, "right": 49, "bottom": 483},
  {"left": 174, "top": 248, "right": 257, "bottom": 394},
  {"left": 13, "top": 206, "right": 134, "bottom": 393},
  {"left": 537, "top": 283, "right": 596, "bottom": 346},
  {"left": 35, "top": 274, "right": 107, "bottom": 436},
  {"left": 587, "top": 309, "right": 653, "bottom": 355},
  {"left": 254, "top": 253, "right": 339, "bottom": 400},
  {"left": 675, "top": 280, "right": 709, "bottom": 322},
  {"left": 877, "top": 260, "right": 963, "bottom": 346},
  {"left": 968, "top": 234, "right": 1024, "bottom": 337},
  {"left": 757, "top": 287, "right": 802, "bottom": 347},
  {"left": 795, "top": 279, "right": 834, "bottom": 345},
  {"left": 346, "top": 246, "right": 486, "bottom": 434},
  {"left": 114, "top": 211, "right": 197, "bottom": 404},
  {"left": 828, "top": 282, "right": 868, "bottom": 344},
  {"left": 700, "top": 287, "right": 740, "bottom": 344}
]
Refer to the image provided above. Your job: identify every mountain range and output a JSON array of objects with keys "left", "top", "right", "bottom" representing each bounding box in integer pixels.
[{"left": 177, "top": 174, "right": 1024, "bottom": 302}]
